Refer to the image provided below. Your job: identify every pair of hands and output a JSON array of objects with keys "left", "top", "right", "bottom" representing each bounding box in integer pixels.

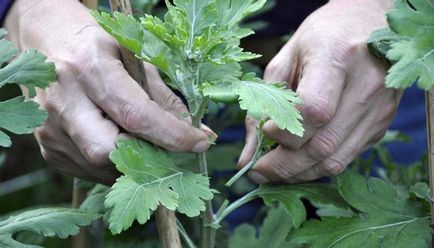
[{"left": 5, "top": 0, "right": 400, "bottom": 185}]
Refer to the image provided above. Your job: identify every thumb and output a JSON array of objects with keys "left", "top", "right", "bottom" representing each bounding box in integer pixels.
[{"left": 237, "top": 116, "right": 259, "bottom": 169}]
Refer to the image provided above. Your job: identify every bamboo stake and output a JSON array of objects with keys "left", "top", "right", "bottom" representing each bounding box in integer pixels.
[
  {"left": 108, "top": 1, "right": 181, "bottom": 247},
  {"left": 72, "top": 178, "right": 88, "bottom": 248},
  {"left": 425, "top": 91, "right": 434, "bottom": 248}
]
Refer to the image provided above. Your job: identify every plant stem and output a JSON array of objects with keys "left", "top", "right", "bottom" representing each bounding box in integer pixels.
[
  {"left": 72, "top": 178, "right": 88, "bottom": 248},
  {"left": 225, "top": 131, "right": 264, "bottom": 187},
  {"left": 176, "top": 218, "right": 197, "bottom": 248},
  {"left": 212, "top": 189, "right": 260, "bottom": 227},
  {"left": 191, "top": 114, "right": 216, "bottom": 248}
]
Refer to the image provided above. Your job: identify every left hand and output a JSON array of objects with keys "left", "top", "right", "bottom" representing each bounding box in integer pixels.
[{"left": 238, "top": 0, "right": 401, "bottom": 184}]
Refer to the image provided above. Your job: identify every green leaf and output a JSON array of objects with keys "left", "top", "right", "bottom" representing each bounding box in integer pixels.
[
  {"left": 0, "top": 29, "right": 6, "bottom": 38},
  {"left": 229, "top": 204, "right": 292, "bottom": 248},
  {"left": 289, "top": 171, "right": 432, "bottom": 248},
  {"left": 0, "top": 39, "right": 17, "bottom": 66},
  {"left": 367, "top": 28, "right": 402, "bottom": 59},
  {"left": 0, "top": 208, "right": 100, "bottom": 248},
  {"left": 235, "top": 74, "right": 303, "bottom": 136},
  {"left": 410, "top": 182, "right": 431, "bottom": 202},
  {"left": 80, "top": 184, "right": 111, "bottom": 214},
  {"left": 0, "top": 49, "right": 55, "bottom": 97},
  {"left": 255, "top": 184, "right": 348, "bottom": 228},
  {"left": 0, "top": 96, "right": 47, "bottom": 147},
  {"left": 382, "top": 0, "right": 434, "bottom": 90},
  {"left": 92, "top": 11, "right": 144, "bottom": 54},
  {"left": 105, "top": 138, "right": 214, "bottom": 234}
]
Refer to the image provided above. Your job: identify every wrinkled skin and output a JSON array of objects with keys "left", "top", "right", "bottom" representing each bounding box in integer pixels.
[
  {"left": 5, "top": 0, "right": 214, "bottom": 185},
  {"left": 238, "top": 0, "right": 402, "bottom": 184}
]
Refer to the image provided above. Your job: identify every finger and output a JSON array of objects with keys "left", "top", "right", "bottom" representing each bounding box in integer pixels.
[
  {"left": 144, "top": 64, "right": 218, "bottom": 141},
  {"left": 288, "top": 121, "right": 391, "bottom": 184},
  {"left": 40, "top": 146, "right": 97, "bottom": 182},
  {"left": 59, "top": 93, "right": 121, "bottom": 183},
  {"left": 80, "top": 58, "right": 210, "bottom": 153},
  {"left": 237, "top": 116, "right": 259, "bottom": 169},
  {"left": 263, "top": 57, "right": 347, "bottom": 150},
  {"left": 35, "top": 117, "right": 90, "bottom": 168},
  {"left": 144, "top": 63, "right": 190, "bottom": 120},
  {"left": 263, "top": 40, "right": 298, "bottom": 85}
]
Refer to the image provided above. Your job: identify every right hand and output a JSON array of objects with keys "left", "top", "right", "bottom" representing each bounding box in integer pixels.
[{"left": 5, "top": 0, "right": 212, "bottom": 185}]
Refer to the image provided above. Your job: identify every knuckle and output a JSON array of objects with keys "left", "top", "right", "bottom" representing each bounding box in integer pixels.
[
  {"left": 84, "top": 144, "right": 111, "bottom": 168},
  {"left": 308, "top": 129, "right": 340, "bottom": 160},
  {"left": 303, "top": 99, "right": 334, "bottom": 126},
  {"left": 265, "top": 61, "right": 280, "bottom": 76},
  {"left": 270, "top": 159, "right": 295, "bottom": 181},
  {"left": 35, "top": 125, "right": 52, "bottom": 143},
  {"left": 40, "top": 147, "right": 51, "bottom": 162},
  {"left": 119, "top": 101, "right": 147, "bottom": 133},
  {"left": 164, "top": 93, "right": 184, "bottom": 109},
  {"left": 245, "top": 116, "right": 258, "bottom": 127},
  {"left": 372, "top": 130, "right": 387, "bottom": 144},
  {"left": 318, "top": 157, "right": 347, "bottom": 176}
]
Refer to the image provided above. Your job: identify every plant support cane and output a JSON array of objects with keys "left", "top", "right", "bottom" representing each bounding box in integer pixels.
[
  {"left": 107, "top": 1, "right": 182, "bottom": 247},
  {"left": 426, "top": 91, "right": 434, "bottom": 248}
]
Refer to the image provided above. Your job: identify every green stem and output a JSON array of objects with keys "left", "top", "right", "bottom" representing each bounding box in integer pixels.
[
  {"left": 192, "top": 113, "right": 216, "bottom": 248},
  {"left": 225, "top": 131, "right": 264, "bottom": 187},
  {"left": 212, "top": 189, "right": 260, "bottom": 227},
  {"left": 176, "top": 218, "right": 197, "bottom": 248}
]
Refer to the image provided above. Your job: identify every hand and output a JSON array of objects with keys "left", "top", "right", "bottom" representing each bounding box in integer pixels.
[
  {"left": 5, "top": 0, "right": 213, "bottom": 185},
  {"left": 238, "top": 0, "right": 401, "bottom": 184}
]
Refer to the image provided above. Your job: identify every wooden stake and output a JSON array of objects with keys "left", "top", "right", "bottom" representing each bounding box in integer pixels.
[
  {"left": 72, "top": 178, "right": 88, "bottom": 248},
  {"left": 107, "top": 1, "right": 181, "bottom": 247},
  {"left": 425, "top": 91, "right": 434, "bottom": 247}
]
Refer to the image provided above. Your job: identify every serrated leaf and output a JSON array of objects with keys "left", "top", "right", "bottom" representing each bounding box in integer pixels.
[
  {"left": 288, "top": 171, "right": 432, "bottom": 248},
  {"left": 92, "top": 11, "right": 144, "bottom": 54},
  {"left": 367, "top": 28, "right": 402, "bottom": 59},
  {"left": 255, "top": 184, "right": 348, "bottom": 228},
  {"left": 0, "top": 96, "right": 47, "bottom": 147},
  {"left": 80, "top": 184, "right": 111, "bottom": 214},
  {"left": 234, "top": 75, "right": 303, "bottom": 136},
  {"left": 0, "top": 208, "right": 100, "bottom": 248},
  {"left": 0, "top": 49, "right": 55, "bottom": 97},
  {"left": 410, "top": 182, "right": 431, "bottom": 203},
  {"left": 381, "top": 0, "right": 434, "bottom": 90},
  {"left": 105, "top": 138, "right": 214, "bottom": 234},
  {"left": 229, "top": 205, "right": 292, "bottom": 248}
]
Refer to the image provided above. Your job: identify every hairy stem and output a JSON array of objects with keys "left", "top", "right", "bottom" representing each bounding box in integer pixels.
[
  {"left": 212, "top": 189, "right": 260, "bottom": 227},
  {"left": 225, "top": 131, "right": 265, "bottom": 187},
  {"left": 192, "top": 113, "right": 216, "bottom": 248}
]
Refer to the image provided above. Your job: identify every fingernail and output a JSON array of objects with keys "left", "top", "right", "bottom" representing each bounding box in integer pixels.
[
  {"left": 201, "top": 125, "right": 218, "bottom": 142},
  {"left": 248, "top": 171, "right": 269, "bottom": 184},
  {"left": 192, "top": 139, "right": 210, "bottom": 153}
]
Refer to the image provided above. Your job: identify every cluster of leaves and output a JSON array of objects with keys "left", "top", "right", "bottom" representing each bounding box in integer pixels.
[
  {"left": 88, "top": 0, "right": 304, "bottom": 237},
  {"left": 227, "top": 171, "right": 432, "bottom": 248},
  {"left": 368, "top": 0, "right": 434, "bottom": 90},
  {"left": 92, "top": 0, "right": 303, "bottom": 134}
]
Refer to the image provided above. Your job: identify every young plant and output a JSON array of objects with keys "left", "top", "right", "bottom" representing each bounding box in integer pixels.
[
  {"left": 90, "top": 0, "right": 307, "bottom": 246},
  {"left": 81, "top": 0, "right": 434, "bottom": 247}
]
